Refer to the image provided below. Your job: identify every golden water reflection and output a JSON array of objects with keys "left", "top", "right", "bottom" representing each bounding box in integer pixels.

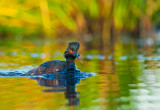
[{"left": 0, "top": 39, "right": 160, "bottom": 109}]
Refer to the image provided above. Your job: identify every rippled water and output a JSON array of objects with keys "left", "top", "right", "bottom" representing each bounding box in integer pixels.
[{"left": 0, "top": 39, "right": 160, "bottom": 110}]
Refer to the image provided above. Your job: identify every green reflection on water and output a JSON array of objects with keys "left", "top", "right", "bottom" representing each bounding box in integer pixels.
[{"left": 0, "top": 39, "right": 159, "bottom": 110}]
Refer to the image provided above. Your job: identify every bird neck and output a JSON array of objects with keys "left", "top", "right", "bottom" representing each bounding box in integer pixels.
[
  {"left": 66, "top": 58, "right": 75, "bottom": 63},
  {"left": 66, "top": 59, "right": 76, "bottom": 70}
]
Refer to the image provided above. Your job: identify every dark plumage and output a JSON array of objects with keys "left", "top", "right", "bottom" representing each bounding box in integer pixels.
[{"left": 27, "top": 42, "right": 80, "bottom": 75}]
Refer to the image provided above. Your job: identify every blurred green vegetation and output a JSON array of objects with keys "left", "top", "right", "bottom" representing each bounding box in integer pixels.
[
  {"left": 0, "top": 0, "right": 159, "bottom": 41},
  {"left": 0, "top": 1, "right": 160, "bottom": 109}
]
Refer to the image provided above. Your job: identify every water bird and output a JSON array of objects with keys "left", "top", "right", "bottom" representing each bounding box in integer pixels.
[{"left": 27, "top": 42, "right": 80, "bottom": 75}]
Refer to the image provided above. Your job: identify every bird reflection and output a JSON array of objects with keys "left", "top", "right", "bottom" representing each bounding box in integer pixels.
[{"left": 31, "top": 71, "right": 89, "bottom": 106}]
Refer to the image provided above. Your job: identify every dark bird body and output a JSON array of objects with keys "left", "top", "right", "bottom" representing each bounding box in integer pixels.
[{"left": 27, "top": 42, "right": 80, "bottom": 75}]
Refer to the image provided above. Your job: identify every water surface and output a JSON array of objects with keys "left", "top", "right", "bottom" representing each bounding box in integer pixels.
[{"left": 0, "top": 39, "right": 160, "bottom": 110}]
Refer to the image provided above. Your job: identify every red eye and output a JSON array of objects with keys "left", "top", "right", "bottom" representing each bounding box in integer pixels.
[{"left": 69, "top": 50, "right": 73, "bottom": 53}]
